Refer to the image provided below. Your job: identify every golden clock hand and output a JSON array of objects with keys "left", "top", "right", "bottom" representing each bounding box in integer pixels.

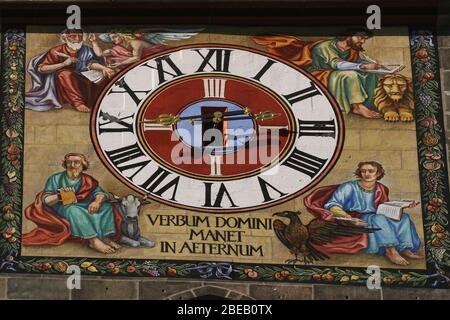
[
  {"left": 142, "top": 108, "right": 252, "bottom": 126},
  {"left": 253, "top": 111, "right": 281, "bottom": 121},
  {"left": 141, "top": 114, "right": 180, "bottom": 126},
  {"left": 202, "top": 111, "right": 281, "bottom": 124},
  {"left": 187, "top": 108, "right": 250, "bottom": 121}
]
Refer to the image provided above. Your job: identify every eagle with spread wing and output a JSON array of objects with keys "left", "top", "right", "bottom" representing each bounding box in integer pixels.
[{"left": 273, "top": 211, "right": 380, "bottom": 264}]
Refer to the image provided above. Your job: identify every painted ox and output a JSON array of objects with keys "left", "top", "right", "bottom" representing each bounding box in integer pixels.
[{"left": 110, "top": 193, "right": 155, "bottom": 248}]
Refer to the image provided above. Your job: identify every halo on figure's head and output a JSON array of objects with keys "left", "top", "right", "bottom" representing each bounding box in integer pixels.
[
  {"left": 62, "top": 153, "right": 89, "bottom": 171},
  {"left": 354, "top": 161, "right": 385, "bottom": 180}
]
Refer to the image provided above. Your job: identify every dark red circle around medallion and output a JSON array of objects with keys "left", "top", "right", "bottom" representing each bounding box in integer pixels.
[{"left": 137, "top": 74, "right": 294, "bottom": 179}]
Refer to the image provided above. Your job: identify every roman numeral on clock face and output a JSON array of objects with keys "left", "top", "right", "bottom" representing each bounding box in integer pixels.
[
  {"left": 98, "top": 111, "right": 134, "bottom": 134},
  {"left": 104, "top": 142, "right": 152, "bottom": 179},
  {"left": 257, "top": 176, "right": 287, "bottom": 202},
  {"left": 108, "top": 79, "right": 151, "bottom": 106},
  {"left": 141, "top": 55, "right": 184, "bottom": 85},
  {"left": 209, "top": 155, "right": 222, "bottom": 176},
  {"left": 142, "top": 123, "right": 174, "bottom": 131},
  {"left": 282, "top": 148, "right": 327, "bottom": 178},
  {"left": 298, "top": 119, "right": 336, "bottom": 138},
  {"left": 203, "top": 182, "right": 237, "bottom": 208},
  {"left": 105, "top": 142, "right": 145, "bottom": 166},
  {"left": 203, "top": 78, "right": 227, "bottom": 98},
  {"left": 252, "top": 59, "right": 277, "bottom": 82},
  {"left": 283, "top": 81, "right": 322, "bottom": 105},
  {"left": 139, "top": 166, "right": 180, "bottom": 200},
  {"left": 194, "top": 49, "right": 232, "bottom": 73},
  {"left": 105, "top": 142, "right": 146, "bottom": 167}
]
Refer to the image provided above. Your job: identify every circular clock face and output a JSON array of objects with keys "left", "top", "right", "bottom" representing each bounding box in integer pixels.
[{"left": 91, "top": 44, "right": 344, "bottom": 213}]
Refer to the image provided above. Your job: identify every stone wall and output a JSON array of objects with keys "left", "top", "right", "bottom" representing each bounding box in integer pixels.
[{"left": 3, "top": 273, "right": 450, "bottom": 300}]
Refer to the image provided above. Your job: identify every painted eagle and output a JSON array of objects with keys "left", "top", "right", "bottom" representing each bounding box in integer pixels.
[{"left": 273, "top": 211, "right": 380, "bottom": 264}]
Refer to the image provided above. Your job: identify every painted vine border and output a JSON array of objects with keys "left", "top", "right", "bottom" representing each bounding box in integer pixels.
[
  {"left": 0, "top": 28, "right": 25, "bottom": 265},
  {"left": 0, "top": 28, "right": 449, "bottom": 288}
]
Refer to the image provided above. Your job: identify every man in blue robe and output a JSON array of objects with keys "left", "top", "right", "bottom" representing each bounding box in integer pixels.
[{"left": 323, "top": 161, "right": 421, "bottom": 265}]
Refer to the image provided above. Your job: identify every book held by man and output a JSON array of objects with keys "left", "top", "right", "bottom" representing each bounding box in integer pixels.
[
  {"left": 376, "top": 200, "right": 416, "bottom": 221},
  {"left": 80, "top": 70, "right": 104, "bottom": 83},
  {"left": 54, "top": 51, "right": 104, "bottom": 83},
  {"left": 58, "top": 188, "right": 77, "bottom": 205},
  {"left": 364, "top": 64, "right": 405, "bottom": 75}
]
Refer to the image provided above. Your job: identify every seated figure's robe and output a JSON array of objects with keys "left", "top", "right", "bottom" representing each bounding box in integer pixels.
[
  {"left": 26, "top": 44, "right": 106, "bottom": 111},
  {"left": 304, "top": 181, "right": 420, "bottom": 255},
  {"left": 104, "top": 43, "right": 168, "bottom": 70},
  {"left": 308, "top": 40, "right": 378, "bottom": 113},
  {"left": 23, "top": 172, "right": 122, "bottom": 245},
  {"left": 253, "top": 36, "right": 378, "bottom": 113}
]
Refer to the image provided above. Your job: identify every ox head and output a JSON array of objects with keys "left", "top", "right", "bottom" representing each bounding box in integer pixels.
[{"left": 109, "top": 193, "right": 151, "bottom": 219}]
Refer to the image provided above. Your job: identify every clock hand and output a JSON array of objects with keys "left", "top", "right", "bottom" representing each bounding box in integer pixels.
[
  {"left": 183, "top": 108, "right": 250, "bottom": 121},
  {"left": 253, "top": 111, "right": 281, "bottom": 121},
  {"left": 141, "top": 108, "right": 251, "bottom": 126},
  {"left": 202, "top": 111, "right": 281, "bottom": 124},
  {"left": 100, "top": 111, "right": 120, "bottom": 123}
]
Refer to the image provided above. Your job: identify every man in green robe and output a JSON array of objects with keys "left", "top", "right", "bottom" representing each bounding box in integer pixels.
[
  {"left": 307, "top": 32, "right": 382, "bottom": 118},
  {"left": 254, "top": 29, "right": 384, "bottom": 118},
  {"left": 23, "top": 153, "right": 122, "bottom": 254}
]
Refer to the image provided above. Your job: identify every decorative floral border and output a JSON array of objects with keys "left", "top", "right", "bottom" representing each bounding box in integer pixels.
[
  {"left": 1, "top": 28, "right": 449, "bottom": 288},
  {"left": 0, "top": 28, "right": 25, "bottom": 268}
]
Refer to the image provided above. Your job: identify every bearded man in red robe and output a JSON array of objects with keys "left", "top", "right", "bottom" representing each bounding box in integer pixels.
[{"left": 25, "top": 28, "right": 115, "bottom": 113}]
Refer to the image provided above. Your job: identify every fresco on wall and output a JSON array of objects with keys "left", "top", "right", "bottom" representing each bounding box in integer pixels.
[{"left": 0, "top": 26, "right": 449, "bottom": 287}]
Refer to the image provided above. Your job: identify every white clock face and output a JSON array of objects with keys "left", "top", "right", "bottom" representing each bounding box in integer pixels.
[{"left": 91, "top": 44, "right": 344, "bottom": 213}]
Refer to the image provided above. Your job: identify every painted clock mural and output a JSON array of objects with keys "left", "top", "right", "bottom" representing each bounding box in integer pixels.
[{"left": 1, "top": 25, "right": 449, "bottom": 288}]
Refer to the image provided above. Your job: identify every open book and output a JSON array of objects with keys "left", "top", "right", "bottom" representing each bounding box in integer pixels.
[
  {"left": 363, "top": 64, "right": 405, "bottom": 75},
  {"left": 81, "top": 70, "right": 104, "bottom": 83},
  {"left": 58, "top": 188, "right": 77, "bottom": 205},
  {"left": 376, "top": 200, "right": 416, "bottom": 221}
]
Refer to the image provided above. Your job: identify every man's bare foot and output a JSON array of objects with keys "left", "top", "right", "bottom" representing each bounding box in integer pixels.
[
  {"left": 352, "top": 103, "right": 383, "bottom": 119},
  {"left": 402, "top": 249, "right": 421, "bottom": 259},
  {"left": 103, "top": 237, "right": 121, "bottom": 250},
  {"left": 75, "top": 104, "right": 90, "bottom": 113},
  {"left": 88, "top": 237, "right": 115, "bottom": 254},
  {"left": 385, "top": 247, "right": 409, "bottom": 265}
]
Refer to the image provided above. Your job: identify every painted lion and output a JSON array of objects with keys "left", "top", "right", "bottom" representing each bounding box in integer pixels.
[{"left": 374, "top": 74, "right": 414, "bottom": 122}]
